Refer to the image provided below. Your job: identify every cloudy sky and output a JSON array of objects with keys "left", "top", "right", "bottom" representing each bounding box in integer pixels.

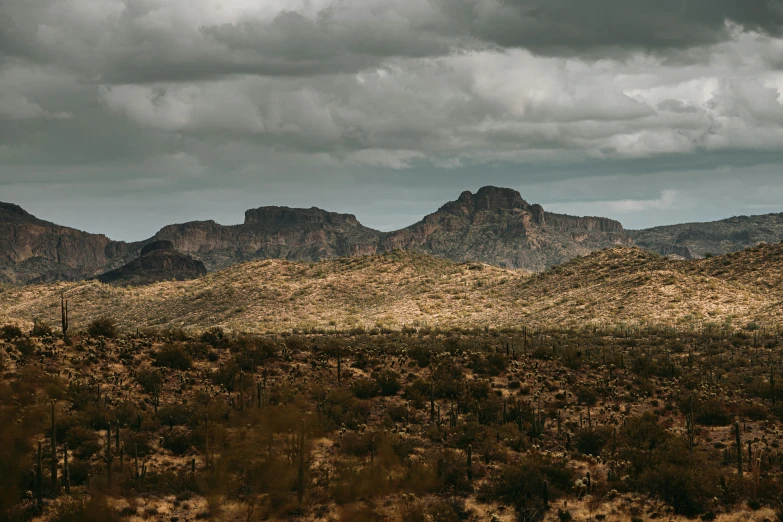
[{"left": 2, "top": 0, "right": 783, "bottom": 240}]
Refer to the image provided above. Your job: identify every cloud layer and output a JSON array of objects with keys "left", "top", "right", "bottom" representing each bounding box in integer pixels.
[{"left": 2, "top": 0, "right": 783, "bottom": 238}]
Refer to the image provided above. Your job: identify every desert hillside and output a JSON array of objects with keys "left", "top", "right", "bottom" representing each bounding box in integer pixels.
[{"left": 1, "top": 243, "right": 781, "bottom": 333}]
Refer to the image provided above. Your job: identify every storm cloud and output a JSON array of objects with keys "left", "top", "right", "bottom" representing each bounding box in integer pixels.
[{"left": 1, "top": 0, "right": 783, "bottom": 240}]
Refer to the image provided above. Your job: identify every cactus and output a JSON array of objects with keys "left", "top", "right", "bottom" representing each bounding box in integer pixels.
[
  {"left": 134, "top": 443, "right": 139, "bottom": 478},
  {"left": 119, "top": 446, "right": 124, "bottom": 473},
  {"left": 735, "top": 421, "right": 743, "bottom": 477},
  {"left": 63, "top": 442, "right": 70, "bottom": 494},
  {"left": 115, "top": 420, "right": 120, "bottom": 454},
  {"left": 430, "top": 380, "right": 435, "bottom": 422},
  {"left": 586, "top": 471, "right": 591, "bottom": 493},
  {"left": 467, "top": 444, "right": 473, "bottom": 482},
  {"left": 297, "top": 420, "right": 305, "bottom": 505},
  {"left": 239, "top": 371, "right": 244, "bottom": 411},
  {"left": 370, "top": 437, "right": 375, "bottom": 472},
  {"left": 205, "top": 417, "right": 210, "bottom": 469},
  {"left": 153, "top": 386, "right": 160, "bottom": 417},
  {"left": 105, "top": 424, "right": 114, "bottom": 487},
  {"left": 543, "top": 479, "right": 549, "bottom": 509},
  {"left": 686, "top": 396, "right": 695, "bottom": 452},
  {"left": 36, "top": 440, "right": 42, "bottom": 506},
  {"left": 50, "top": 401, "right": 57, "bottom": 490},
  {"left": 337, "top": 346, "right": 341, "bottom": 384},
  {"left": 748, "top": 440, "right": 753, "bottom": 471},
  {"left": 61, "top": 294, "right": 69, "bottom": 341}
]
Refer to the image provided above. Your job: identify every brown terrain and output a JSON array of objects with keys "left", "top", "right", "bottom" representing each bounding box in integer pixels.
[
  {"left": 1, "top": 293, "right": 782, "bottom": 521},
  {"left": 1, "top": 242, "right": 781, "bottom": 333},
  {"left": 2, "top": 206, "right": 783, "bottom": 522}
]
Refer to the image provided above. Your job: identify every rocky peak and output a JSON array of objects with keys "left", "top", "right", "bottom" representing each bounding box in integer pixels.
[
  {"left": 449, "top": 186, "right": 531, "bottom": 214},
  {"left": 0, "top": 202, "right": 34, "bottom": 221},
  {"left": 244, "top": 206, "right": 361, "bottom": 227}
]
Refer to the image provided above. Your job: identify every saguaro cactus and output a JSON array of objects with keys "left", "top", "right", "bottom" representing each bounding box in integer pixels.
[
  {"left": 297, "top": 420, "right": 305, "bottom": 505},
  {"left": 63, "top": 442, "right": 70, "bottom": 494},
  {"left": 36, "top": 441, "right": 42, "bottom": 506},
  {"left": 50, "top": 401, "right": 57, "bottom": 490},
  {"left": 430, "top": 380, "right": 435, "bottom": 422},
  {"left": 735, "top": 421, "right": 743, "bottom": 477},
  {"left": 105, "top": 424, "right": 114, "bottom": 487},
  {"left": 337, "top": 347, "right": 342, "bottom": 384},
  {"left": 61, "top": 294, "right": 69, "bottom": 342},
  {"left": 467, "top": 444, "right": 473, "bottom": 482},
  {"left": 543, "top": 479, "right": 549, "bottom": 509}
]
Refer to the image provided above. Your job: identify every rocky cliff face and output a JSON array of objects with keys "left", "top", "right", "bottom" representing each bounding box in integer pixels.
[
  {"left": 96, "top": 240, "right": 207, "bottom": 286},
  {"left": 629, "top": 213, "right": 783, "bottom": 259},
  {"left": 382, "top": 187, "right": 632, "bottom": 270},
  {"left": 6, "top": 187, "right": 779, "bottom": 284},
  {"left": 0, "top": 203, "right": 135, "bottom": 284},
  {"left": 152, "top": 207, "right": 380, "bottom": 271}
]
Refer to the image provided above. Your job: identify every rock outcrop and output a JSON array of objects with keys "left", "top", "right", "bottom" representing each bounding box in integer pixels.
[
  {"left": 95, "top": 240, "right": 206, "bottom": 286},
  {"left": 382, "top": 187, "right": 632, "bottom": 270},
  {"left": 0, "top": 202, "right": 135, "bottom": 284}
]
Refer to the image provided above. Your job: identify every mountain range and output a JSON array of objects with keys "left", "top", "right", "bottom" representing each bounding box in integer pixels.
[{"left": 1, "top": 186, "right": 781, "bottom": 285}]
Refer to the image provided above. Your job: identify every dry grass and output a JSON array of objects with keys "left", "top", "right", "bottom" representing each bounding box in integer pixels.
[{"left": 1, "top": 244, "right": 782, "bottom": 334}]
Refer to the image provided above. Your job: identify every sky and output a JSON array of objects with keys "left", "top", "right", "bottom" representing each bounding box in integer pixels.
[{"left": 2, "top": 0, "right": 783, "bottom": 240}]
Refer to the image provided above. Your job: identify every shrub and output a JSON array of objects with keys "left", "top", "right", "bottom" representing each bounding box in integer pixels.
[
  {"left": 200, "top": 327, "right": 227, "bottom": 348},
  {"left": 574, "top": 426, "right": 613, "bottom": 456},
  {"left": 0, "top": 324, "right": 23, "bottom": 341},
  {"left": 373, "top": 369, "right": 401, "bottom": 396},
  {"left": 351, "top": 377, "right": 380, "bottom": 399},
  {"left": 31, "top": 320, "right": 53, "bottom": 337},
  {"left": 50, "top": 495, "right": 120, "bottom": 522},
  {"left": 479, "top": 453, "right": 574, "bottom": 521},
  {"left": 153, "top": 344, "right": 193, "bottom": 370},
  {"left": 136, "top": 369, "right": 164, "bottom": 394},
  {"left": 87, "top": 317, "right": 117, "bottom": 338}
]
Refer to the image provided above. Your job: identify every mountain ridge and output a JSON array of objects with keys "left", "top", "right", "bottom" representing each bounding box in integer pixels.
[{"left": 1, "top": 186, "right": 782, "bottom": 284}]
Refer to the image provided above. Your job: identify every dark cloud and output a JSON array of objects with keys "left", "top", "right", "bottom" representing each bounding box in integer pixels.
[
  {"left": 443, "top": 0, "right": 783, "bottom": 56},
  {"left": 1, "top": 0, "right": 783, "bottom": 239}
]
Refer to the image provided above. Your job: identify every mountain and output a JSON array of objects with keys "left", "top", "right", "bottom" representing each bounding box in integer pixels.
[
  {"left": 1, "top": 187, "right": 781, "bottom": 284},
  {"left": 151, "top": 206, "right": 381, "bottom": 272},
  {"left": 137, "top": 186, "right": 632, "bottom": 273},
  {"left": 629, "top": 213, "right": 783, "bottom": 259},
  {"left": 0, "top": 202, "right": 136, "bottom": 284},
  {"left": 2, "top": 243, "right": 781, "bottom": 332},
  {"left": 95, "top": 240, "right": 207, "bottom": 286},
  {"left": 382, "top": 186, "right": 631, "bottom": 270}
]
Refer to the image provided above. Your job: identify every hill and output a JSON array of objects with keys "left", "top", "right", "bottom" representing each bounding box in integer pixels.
[
  {"left": 1, "top": 243, "right": 781, "bottom": 332},
  {"left": 95, "top": 240, "right": 207, "bottom": 286},
  {"left": 629, "top": 212, "right": 783, "bottom": 259}
]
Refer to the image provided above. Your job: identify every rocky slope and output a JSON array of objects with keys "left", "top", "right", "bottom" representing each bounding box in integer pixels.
[
  {"left": 383, "top": 186, "right": 631, "bottom": 270},
  {"left": 95, "top": 240, "right": 207, "bottom": 286},
  {"left": 0, "top": 202, "right": 136, "bottom": 284},
  {"left": 152, "top": 207, "right": 381, "bottom": 272},
  {"left": 629, "top": 213, "right": 783, "bottom": 259}
]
